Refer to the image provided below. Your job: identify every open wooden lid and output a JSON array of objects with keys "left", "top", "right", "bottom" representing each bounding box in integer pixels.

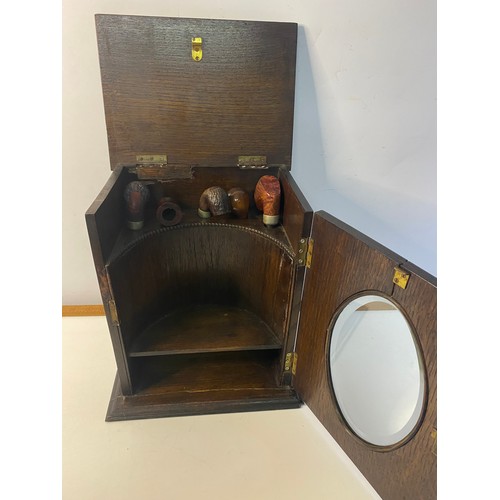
[{"left": 96, "top": 15, "right": 297, "bottom": 170}]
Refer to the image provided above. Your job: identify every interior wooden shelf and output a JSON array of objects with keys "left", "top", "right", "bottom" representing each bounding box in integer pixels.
[
  {"left": 130, "top": 351, "right": 281, "bottom": 396},
  {"left": 129, "top": 305, "right": 282, "bottom": 357},
  {"left": 107, "top": 208, "right": 293, "bottom": 265}
]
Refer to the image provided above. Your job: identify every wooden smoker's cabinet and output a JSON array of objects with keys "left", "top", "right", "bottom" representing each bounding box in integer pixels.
[{"left": 86, "top": 15, "right": 436, "bottom": 500}]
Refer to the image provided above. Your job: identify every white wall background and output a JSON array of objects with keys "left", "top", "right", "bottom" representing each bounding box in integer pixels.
[{"left": 62, "top": 0, "right": 436, "bottom": 305}]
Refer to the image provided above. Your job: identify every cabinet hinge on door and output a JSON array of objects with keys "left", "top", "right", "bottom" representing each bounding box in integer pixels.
[
  {"left": 284, "top": 352, "right": 298, "bottom": 375},
  {"left": 297, "top": 238, "right": 314, "bottom": 268},
  {"left": 108, "top": 300, "right": 120, "bottom": 326}
]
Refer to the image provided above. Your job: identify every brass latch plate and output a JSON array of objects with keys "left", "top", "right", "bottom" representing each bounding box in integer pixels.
[
  {"left": 284, "top": 352, "right": 298, "bottom": 375},
  {"left": 192, "top": 37, "right": 202, "bottom": 61},
  {"left": 393, "top": 267, "right": 410, "bottom": 289}
]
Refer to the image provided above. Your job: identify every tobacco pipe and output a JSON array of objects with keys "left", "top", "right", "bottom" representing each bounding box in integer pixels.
[
  {"left": 228, "top": 187, "right": 250, "bottom": 219},
  {"left": 198, "top": 186, "right": 231, "bottom": 218},
  {"left": 124, "top": 181, "right": 150, "bottom": 230},
  {"left": 156, "top": 197, "right": 183, "bottom": 226},
  {"left": 254, "top": 175, "right": 281, "bottom": 226}
]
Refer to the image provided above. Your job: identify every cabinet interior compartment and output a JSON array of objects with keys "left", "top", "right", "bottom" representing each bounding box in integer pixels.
[
  {"left": 129, "top": 351, "right": 282, "bottom": 396},
  {"left": 87, "top": 166, "right": 311, "bottom": 419},
  {"left": 106, "top": 178, "right": 297, "bottom": 390}
]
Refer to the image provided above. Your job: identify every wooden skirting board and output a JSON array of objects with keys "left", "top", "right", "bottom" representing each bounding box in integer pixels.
[{"left": 62, "top": 305, "right": 105, "bottom": 316}]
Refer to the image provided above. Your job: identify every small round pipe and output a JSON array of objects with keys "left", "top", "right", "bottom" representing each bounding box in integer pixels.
[
  {"left": 124, "top": 181, "right": 150, "bottom": 230},
  {"left": 254, "top": 175, "right": 281, "bottom": 226},
  {"left": 156, "top": 197, "right": 183, "bottom": 226},
  {"left": 228, "top": 187, "right": 250, "bottom": 219},
  {"left": 198, "top": 186, "right": 231, "bottom": 218}
]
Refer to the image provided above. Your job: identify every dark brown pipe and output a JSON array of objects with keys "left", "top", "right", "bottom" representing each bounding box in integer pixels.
[
  {"left": 156, "top": 197, "right": 183, "bottom": 226},
  {"left": 228, "top": 187, "right": 250, "bottom": 219},
  {"left": 254, "top": 175, "right": 281, "bottom": 226},
  {"left": 124, "top": 181, "right": 150, "bottom": 230},
  {"left": 198, "top": 186, "right": 231, "bottom": 218}
]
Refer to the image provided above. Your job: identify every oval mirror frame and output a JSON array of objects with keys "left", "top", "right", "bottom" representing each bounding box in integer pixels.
[{"left": 326, "top": 291, "right": 428, "bottom": 452}]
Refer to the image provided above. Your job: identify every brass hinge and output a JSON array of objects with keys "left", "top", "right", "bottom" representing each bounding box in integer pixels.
[
  {"left": 237, "top": 155, "right": 268, "bottom": 169},
  {"left": 131, "top": 154, "right": 194, "bottom": 180},
  {"left": 108, "top": 300, "right": 119, "bottom": 326},
  {"left": 393, "top": 267, "right": 411, "bottom": 289},
  {"left": 284, "top": 352, "right": 298, "bottom": 375},
  {"left": 136, "top": 154, "right": 168, "bottom": 164},
  {"left": 132, "top": 153, "right": 168, "bottom": 178},
  {"left": 297, "top": 238, "right": 314, "bottom": 268}
]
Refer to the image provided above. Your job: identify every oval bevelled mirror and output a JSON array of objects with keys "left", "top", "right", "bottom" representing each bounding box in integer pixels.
[{"left": 328, "top": 294, "right": 426, "bottom": 448}]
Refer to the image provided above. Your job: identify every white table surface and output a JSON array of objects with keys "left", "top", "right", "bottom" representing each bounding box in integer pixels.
[{"left": 63, "top": 316, "right": 380, "bottom": 500}]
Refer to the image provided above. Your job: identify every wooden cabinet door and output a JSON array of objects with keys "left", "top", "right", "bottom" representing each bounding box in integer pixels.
[{"left": 295, "top": 211, "right": 437, "bottom": 500}]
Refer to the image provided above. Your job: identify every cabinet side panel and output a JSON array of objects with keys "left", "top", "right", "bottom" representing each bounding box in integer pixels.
[
  {"left": 86, "top": 167, "right": 134, "bottom": 265},
  {"left": 295, "top": 211, "right": 436, "bottom": 500},
  {"left": 86, "top": 167, "right": 134, "bottom": 395}
]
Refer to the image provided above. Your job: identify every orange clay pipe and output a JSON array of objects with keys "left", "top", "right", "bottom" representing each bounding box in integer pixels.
[
  {"left": 254, "top": 175, "right": 281, "bottom": 226},
  {"left": 228, "top": 187, "right": 250, "bottom": 219}
]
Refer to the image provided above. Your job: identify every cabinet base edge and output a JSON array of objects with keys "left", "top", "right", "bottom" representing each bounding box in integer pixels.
[{"left": 105, "top": 373, "right": 302, "bottom": 421}]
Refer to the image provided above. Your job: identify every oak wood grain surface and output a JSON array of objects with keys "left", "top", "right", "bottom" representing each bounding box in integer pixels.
[
  {"left": 86, "top": 164, "right": 311, "bottom": 417},
  {"left": 295, "top": 211, "right": 436, "bottom": 500},
  {"left": 131, "top": 351, "right": 280, "bottom": 395},
  {"left": 107, "top": 223, "right": 294, "bottom": 351},
  {"left": 105, "top": 374, "right": 300, "bottom": 421},
  {"left": 86, "top": 166, "right": 136, "bottom": 394},
  {"left": 129, "top": 305, "right": 282, "bottom": 356},
  {"left": 96, "top": 15, "right": 297, "bottom": 170}
]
